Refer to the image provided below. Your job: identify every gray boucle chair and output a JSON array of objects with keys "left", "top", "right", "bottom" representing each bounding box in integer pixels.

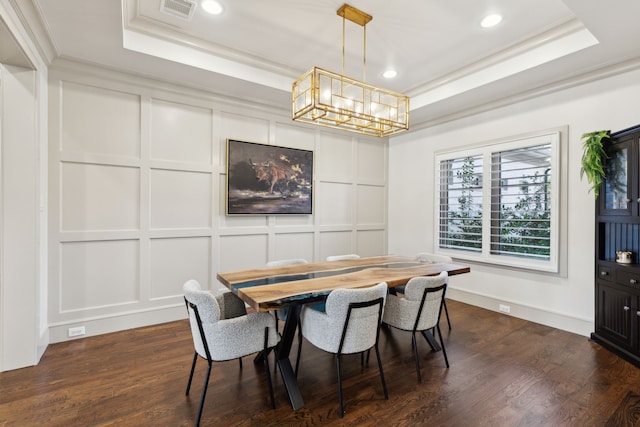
[
  {"left": 382, "top": 271, "right": 449, "bottom": 383},
  {"left": 404, "top": 252, "right": 453, "bottom": 330},
  {"left": 183, "top": 280, "right": 280, "bottom": 427},
  {"left": 297, "top": 282, "right": 388, "bottom": 417}
]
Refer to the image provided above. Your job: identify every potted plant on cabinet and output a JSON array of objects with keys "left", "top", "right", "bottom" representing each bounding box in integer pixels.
[{"left": 580, "top": 130, "right": 610, "bottom": 198}]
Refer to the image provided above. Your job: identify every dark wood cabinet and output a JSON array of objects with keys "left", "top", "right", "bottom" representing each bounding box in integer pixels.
[
  {"left": 591, "top": 124, "right": 640, "bottom": 366},
  {"left": 599, "top": 138, "right": 635, "bottom": 216}
]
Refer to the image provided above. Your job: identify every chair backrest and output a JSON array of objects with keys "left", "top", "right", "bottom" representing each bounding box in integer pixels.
[
  {"left": 265, "top": 258, "right": 308, "bottom": 267},
  {"left": 415, "top": 252, "right": 453, "bottom": 264},
  {"left": 183, "top": 279, "right": 221, "bottom": 360},
  {"left": 404, "top": 272, "right": 448, "bottom": 331},
  {"left": 324, "top": 282, "right": 387, "bottom": 354},
  {"left": 326, "top": 254, "right": 360, "bottom": 261}
]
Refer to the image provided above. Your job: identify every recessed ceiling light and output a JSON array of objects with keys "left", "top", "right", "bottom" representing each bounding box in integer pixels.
[
  {"left": 383, "top": 69, "right": 398, "bottom": 79},
  {"left": 201, "top": 0, "right": 223, "bottom": 15},
  {"left": 481, "top": 14, "right": 502, "bottom": 28}
]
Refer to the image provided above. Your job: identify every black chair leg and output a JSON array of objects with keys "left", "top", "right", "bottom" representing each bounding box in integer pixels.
[
  {"left": 336, "top": 354, "right": 344, "bottom": 418},
  {"left": 412, "top": 332, "right": 422, "bottom": 383},
  {"left": 436, "top": 324, "right": 450, "bottom": 368},
  {"left": 263, "top": 327, "right": 276, "bottom": 409},
  {"left": 186, "top": 351, "right": 198, "bottom": 395},
  {"left": 195, "top": 362, "right": 212, "bottom": 427},
  {"left": 373, "top": 343, "right": 388, "bottom": 400},
  {"left": 443, "top": 300, "right": 452, "bottom": 330}
]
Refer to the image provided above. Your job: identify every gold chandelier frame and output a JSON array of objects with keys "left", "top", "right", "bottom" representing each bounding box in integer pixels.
[{"left": 291, "top": 4, "right": 410, "bottom": 138}]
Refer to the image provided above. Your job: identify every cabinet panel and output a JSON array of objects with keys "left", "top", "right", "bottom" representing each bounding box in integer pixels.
[
  {"left": 635, "top": 296, "right": 640, "bottom": 354},
  {"left": 596, "top": 282, "right": 633, "bottom": 350}
]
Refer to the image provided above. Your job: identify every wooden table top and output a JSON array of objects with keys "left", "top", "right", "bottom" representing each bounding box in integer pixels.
[{"left": 217, "top": 255, "right": 470, "bottom": 312}]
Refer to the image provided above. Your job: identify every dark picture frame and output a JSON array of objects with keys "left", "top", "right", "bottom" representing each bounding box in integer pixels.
[{"left": 225, "top": 139, "right": 314, "bottom": 215}]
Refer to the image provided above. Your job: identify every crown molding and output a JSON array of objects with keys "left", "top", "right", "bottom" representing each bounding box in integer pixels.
[
  {"left": 406, "top": 56, "right": 640, "bottom": 133},
  {"left": 7, "top": 0, "right": 57, "bottom": 65}
]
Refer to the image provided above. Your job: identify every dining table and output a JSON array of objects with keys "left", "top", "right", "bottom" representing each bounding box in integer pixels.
[{"left": 216, "top": 254, "right": 471, "bottom": 410}]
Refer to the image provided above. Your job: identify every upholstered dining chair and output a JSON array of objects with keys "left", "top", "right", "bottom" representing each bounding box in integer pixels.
[
  {"left": 414, "top": 253, "right": 453, "bottom": 330},
  {"left": 382, "top": 272, "right": 449, "bottom": 383},
  {"left": 326, "top": 253, "right": 361, "bottom": 261},
  {"left": 296, "top": 282, "right": 388, "bottom": 417},
  {"left": 183, "top": 280, "right": 280, "bottom": 427}
]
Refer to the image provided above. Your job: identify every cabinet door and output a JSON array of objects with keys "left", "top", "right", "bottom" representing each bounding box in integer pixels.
[
  {"left": 596, "top": 281, "right": 633, "bottom": 350},
  {"left": 599, "top": 140, "right": 635, "bottom": 216}
]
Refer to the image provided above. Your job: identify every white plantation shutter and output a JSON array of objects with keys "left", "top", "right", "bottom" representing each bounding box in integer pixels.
[
  {"left": 438, "top": 154, "right": 483, "bottom": 252},
  {"left": 490, "top": 144, "right": 552, "bottom": 260},
  {"left": 436, "top": 131, "right": 559, "bottom": 272}
]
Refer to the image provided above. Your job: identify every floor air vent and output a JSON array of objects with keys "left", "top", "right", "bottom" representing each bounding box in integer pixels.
[{"left": 160, "top": 0, "right": 196, "bottom": 20}]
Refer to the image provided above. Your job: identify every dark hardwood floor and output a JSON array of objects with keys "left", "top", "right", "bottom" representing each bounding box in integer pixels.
[{"left": 2, "top": 300, "right": 640, "bottom": 426}]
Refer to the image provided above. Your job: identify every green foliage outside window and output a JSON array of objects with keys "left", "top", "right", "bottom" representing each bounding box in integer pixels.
[
  {"left": 443, "top": 156, "right": 551, "bottom": 259},
  {"left": 495, "top": 171, "right": 550, "bottom": 258}
]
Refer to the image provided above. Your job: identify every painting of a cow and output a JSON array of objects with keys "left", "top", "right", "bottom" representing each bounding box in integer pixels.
[
  {"left": 249, "top": 159, "right": 298, "bottom": 194},
  {"left": 226, "top": 139, "right": 313, "bottom": 215}
]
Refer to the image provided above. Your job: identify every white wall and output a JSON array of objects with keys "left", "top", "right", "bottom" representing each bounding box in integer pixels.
[
  {"left": 0, "top": 0, "right": 48, "bottom": 372},
  {"left": 0, "top": 64, "right": 40, "bottom": 370},
  {"left": 388, "top": 65, "right": 640, "bottom": 336},
  {"left": 47, "top": 60, "right": 388, "bottom": 343}
]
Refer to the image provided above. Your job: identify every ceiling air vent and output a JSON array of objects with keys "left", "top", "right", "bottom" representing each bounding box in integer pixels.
[{"left": 160, "top": 0, "right": 196, "bottom": 20}]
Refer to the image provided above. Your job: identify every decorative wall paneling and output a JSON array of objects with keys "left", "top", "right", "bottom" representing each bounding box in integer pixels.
[{"left": 47, "top": 64, "right": 388, "bottom": 342}]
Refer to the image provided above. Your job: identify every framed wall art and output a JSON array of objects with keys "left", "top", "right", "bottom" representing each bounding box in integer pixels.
[{"left": 225, "top": 139, "right": 314, "bottom": 215}]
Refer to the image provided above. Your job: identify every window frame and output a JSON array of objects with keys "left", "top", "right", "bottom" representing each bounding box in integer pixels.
[{"left": 434, "top": 130, "right": 562, "bottom": 273}]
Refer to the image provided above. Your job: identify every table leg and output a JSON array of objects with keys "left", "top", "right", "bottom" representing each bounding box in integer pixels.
[{"left": 276, "top": 304, "right": 304, "bottom": 410}]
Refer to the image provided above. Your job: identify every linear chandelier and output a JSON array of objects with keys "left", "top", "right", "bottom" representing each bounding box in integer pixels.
[{"left": 292, "top": 4, "right": 409, "bottom": 138}]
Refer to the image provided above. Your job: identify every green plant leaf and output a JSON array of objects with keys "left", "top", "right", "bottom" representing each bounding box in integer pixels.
[{"left": 580, "top": 130, "right": 610, "bottom": 198}]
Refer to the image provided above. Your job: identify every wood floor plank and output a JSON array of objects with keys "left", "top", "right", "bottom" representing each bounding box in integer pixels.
[{"left": 2, "top": 300, "right": 640, "bottom": 426}]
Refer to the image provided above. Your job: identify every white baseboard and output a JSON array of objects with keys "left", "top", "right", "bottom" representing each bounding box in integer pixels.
[
  {"left": 45, "top": 288, "right": 593, "bottom": 349},
  {"left": 447, "top": 287, "right": 593, "bottom": 337},
  {"left": 37, "top": 328, "right": 49, "bottom": 362},
  {"left": 48, "top": 305, "right": 187, "bottom": 344}
]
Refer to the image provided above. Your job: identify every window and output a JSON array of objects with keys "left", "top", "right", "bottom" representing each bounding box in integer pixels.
[{"left": 436, "top": 131, "right": 560, "bottom": 272}]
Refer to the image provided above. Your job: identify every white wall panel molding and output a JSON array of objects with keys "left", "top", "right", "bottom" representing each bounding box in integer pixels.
[
  {"left": 57, "top": 231, "right": 142, "bottom": 242},
  {"left": 50, "top": 58, "right": 288, "bottom": 118},
  {"left": 355, "top": 224, "right": 387, "bottom": 232},
  {"left": 60, "top": 162, "right": 140, "bottom": 232},
  {"left": 48, "top": 64, "right": 389, "bottom": 342},
  {"left": 47, "top": 305, "right": 186, "bottom": 344},
  {"left": 356, "top": 230, "right": 387, "bottom": 258}
]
